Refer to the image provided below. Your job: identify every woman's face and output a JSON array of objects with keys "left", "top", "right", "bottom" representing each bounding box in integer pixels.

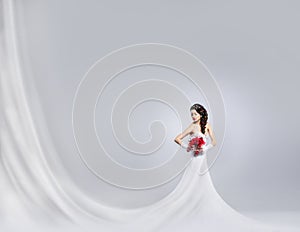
[{"left": 190, "top": 109, "right": 201, "bottom": 122}]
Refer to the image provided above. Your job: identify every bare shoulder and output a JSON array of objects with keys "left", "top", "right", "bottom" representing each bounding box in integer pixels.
[
  {"left": 189, "top": 122, "right": 195, "bottom": 128},
  {"left": 187, "top": 122, "right": 197, "bottom": 133},
  {"left": 186, "top": 123, "right": 194, "bottom": 132},
  {"left": 206, "top": 122, "right": 212, "bottom": 129},
  {"left": 205, "top": 122, "right": 213, "bottom": 133}
]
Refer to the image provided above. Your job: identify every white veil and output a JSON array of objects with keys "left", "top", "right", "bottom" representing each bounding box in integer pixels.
[{"left": 0, "top": 1, "right": 297, "bottom": 232}]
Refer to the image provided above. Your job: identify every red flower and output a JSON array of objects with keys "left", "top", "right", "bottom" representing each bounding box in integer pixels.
[{"left": 186, "top": 137, "right": 206, "bottom": 157}]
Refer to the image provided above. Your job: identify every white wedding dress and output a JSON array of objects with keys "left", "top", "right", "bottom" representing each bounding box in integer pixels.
[
  {"left": 87, "top": 131, "right": 295, "bottom": 232},
  {"left": 88, "top": 132, "right": 278, "bottom": 232},
  {"left": 53, "top": 132, "right": 293, "bottom": 232}
]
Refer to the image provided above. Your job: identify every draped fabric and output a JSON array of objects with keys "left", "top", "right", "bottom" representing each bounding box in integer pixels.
[{"left": 0, "top": 1, "right": 296, "bottom": 231}]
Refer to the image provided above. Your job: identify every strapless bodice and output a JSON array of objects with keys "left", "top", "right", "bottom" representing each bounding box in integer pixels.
[
  {"left": 189, "top": 131, "right": 208, "bottom": 137},
  {"left": 188, "top": 131, "right": 208, "bottom": 142}
]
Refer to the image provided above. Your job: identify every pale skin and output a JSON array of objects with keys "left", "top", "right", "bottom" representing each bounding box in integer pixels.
[{"left": 174, "top": 109, "right": 217, "bottom": 151}]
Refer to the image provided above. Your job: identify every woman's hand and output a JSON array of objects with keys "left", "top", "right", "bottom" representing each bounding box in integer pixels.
[
  {"left": 202, "top": 144, "right": 213, "bottom": 152},
  {"left": 194, "top": 144, "right": 213, "bottom": 156},
  {"left": 180, "top": 141, "right": 188, "bottom": 149}
]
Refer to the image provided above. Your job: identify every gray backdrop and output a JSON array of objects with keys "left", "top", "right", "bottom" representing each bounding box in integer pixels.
[{"left": 15, "top": 0, "right": 300, "bottom": 213}]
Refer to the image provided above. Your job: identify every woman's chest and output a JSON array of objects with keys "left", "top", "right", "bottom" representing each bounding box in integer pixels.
[{"left": 190, "top": 124, "right": 209, "bottom": 136}]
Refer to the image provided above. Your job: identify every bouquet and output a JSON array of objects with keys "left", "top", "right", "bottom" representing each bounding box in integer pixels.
[{"left": 186, "top": 137, "right": 206, "bottom": 157}]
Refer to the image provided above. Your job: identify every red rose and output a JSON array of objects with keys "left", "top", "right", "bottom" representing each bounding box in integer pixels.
[{"left": 187, "top": 137, "right": 206, "bottom": 157}]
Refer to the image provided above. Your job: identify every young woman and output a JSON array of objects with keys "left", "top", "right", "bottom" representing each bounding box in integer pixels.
[{"left": 174, "top": 103, "right": 217, "bottom": 156}]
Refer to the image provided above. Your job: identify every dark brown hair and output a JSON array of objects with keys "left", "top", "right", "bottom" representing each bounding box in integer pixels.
[{"left": 190, "top": 103, "right": 208, "bottom": 134}]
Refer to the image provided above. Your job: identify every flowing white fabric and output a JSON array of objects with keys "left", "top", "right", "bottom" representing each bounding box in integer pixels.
[{"left": 1, "top": 1, "right": 299, "bottom": 232}]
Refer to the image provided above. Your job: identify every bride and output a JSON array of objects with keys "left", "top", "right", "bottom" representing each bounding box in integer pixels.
[
  {"left": 62, "top": 103, "right": 280, "bottom": 232},
  {"left": 1, "top": 1, "right": 297, "bottom": 230},
  {"left": 103, "top": 104, "right": 282, "bottom": 232},
  {"left": 174, "top": 103, "right": 217, "bottom": 156}
]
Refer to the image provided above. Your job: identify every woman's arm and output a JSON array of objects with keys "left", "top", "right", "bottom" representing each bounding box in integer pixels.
[
  {"left": 206, "top": 122, "right": 217, "bottom": 146},
  {"left": 174, "top": 123, "right": 193, "bottom": 147}
]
